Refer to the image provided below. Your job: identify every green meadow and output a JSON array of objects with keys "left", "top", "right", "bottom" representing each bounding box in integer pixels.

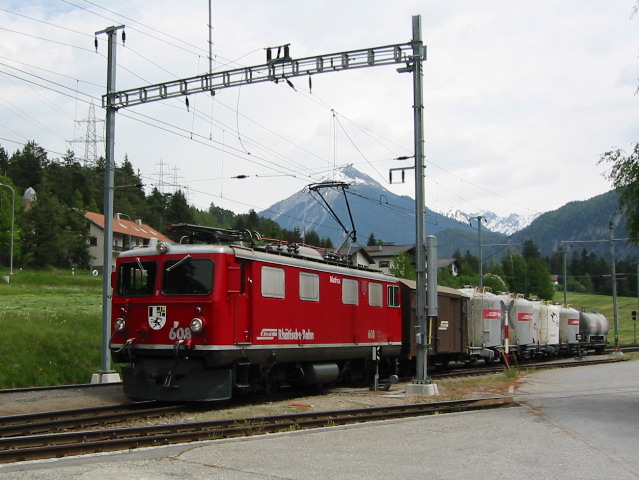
[{"left": 0, "top": 270, "right": 103, "bottom": 387}]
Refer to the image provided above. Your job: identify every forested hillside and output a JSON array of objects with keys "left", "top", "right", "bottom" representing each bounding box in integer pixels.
[
  {"left": 1, "top": 140, "right": 637, "bottom": 300},
  {"left": 0, "top": 141, "right": 332, "bottom": 270}
]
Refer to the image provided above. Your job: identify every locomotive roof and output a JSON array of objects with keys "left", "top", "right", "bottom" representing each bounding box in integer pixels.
[
  {"left": 117, "top": 238, "right": 397, "bottom": 282},
  {"left": 234, "top": 244, "right": 396, "bottom": 281}
]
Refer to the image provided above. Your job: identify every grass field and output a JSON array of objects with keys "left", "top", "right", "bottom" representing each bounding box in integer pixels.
[
  {"left": 0, "top": 269, "right": 637, "bottom": 388},
  {"left": 0, "top": 269, "right": 103, "bottom": 387}
]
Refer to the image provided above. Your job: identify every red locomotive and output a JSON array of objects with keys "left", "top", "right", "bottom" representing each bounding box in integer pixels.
[{"left": 110, "top": 224, "right": 403, "bottom": 401}]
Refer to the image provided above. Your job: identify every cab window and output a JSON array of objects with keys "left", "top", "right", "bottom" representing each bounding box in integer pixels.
[
  {"left": 162, "top": 257, "right": 214, "bottom": 295},
  {"left": 117, "top": 260, "right": 157, "bottom": 297}
]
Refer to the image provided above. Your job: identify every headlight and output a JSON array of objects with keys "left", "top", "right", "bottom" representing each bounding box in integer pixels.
[
  {"left": 114, "top": 317, "right": 126, "bottom": 332},
  {"left": 156, "top": 241, "right": 169, "bottom": 254},
  {"left": 190, "top": 317, "right": 206, "bottom": 334}
]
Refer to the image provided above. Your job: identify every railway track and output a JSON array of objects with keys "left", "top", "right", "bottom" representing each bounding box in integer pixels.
[
  {"left": 0, "top": 348, "right": 632, "bottom": 464},
  {"left": 430, "top": 353, "right": 630, "bottom": 379},
  {"left": 0, "top": 402, "right": 184, "bottom": 438},
  {"left": 0, "top": 396, "right": 513, "bottom": 464}
]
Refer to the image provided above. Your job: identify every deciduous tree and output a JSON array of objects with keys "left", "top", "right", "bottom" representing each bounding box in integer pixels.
[{"left": 599, "top": 143, "right": 639, "bottom": 241}]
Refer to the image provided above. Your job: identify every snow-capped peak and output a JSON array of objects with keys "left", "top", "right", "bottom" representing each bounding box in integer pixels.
[
  {"left": 440, "top": 208, "right": 541, "bottom": 235},
  {"left": 324, "top": 164, "right": 382, "bottom": 188}
]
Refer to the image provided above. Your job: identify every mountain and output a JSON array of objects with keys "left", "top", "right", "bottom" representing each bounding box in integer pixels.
[
  {"left": 260, "top": 165, "right": 504, "bottom": 254},
  {"left": 441, "top": 208, "right": 542, "bottom": 236},
  {"left": 261, "top": 165, "right": 637, "bottom": 261},
  {"left": 509, "top": 190, "right": 639, "bottom": 259}
]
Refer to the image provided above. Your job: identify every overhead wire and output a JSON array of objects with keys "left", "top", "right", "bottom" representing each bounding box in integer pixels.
[
  {"left": 2, "top": 2, "right": 539, "bottom": 223},
  {"left": 0, "top": 5, "right": 466, "bottom": 216},
  {"left": 0, "top": 5, "right": 360, "bottom": 217},
  {"left": 0, "top": 26, "right": 95, "bottom": 53}
]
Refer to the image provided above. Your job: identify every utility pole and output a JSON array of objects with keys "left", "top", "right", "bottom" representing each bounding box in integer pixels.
[
  {"left": 563, "top": 248, "right": 568, "bottom": 305},
  {"left": 609, "top": 222, "right": 621, "bottom": 353},
  {"left": 70, "top": 102, "right": 104, "bottom": 167},
  {"left": 403, "top": 16, "right": 437, "bottom": 396},
  {"left": 470, "top": 216, "right": 485, "bottom": 289},
  {"left": 632, "top": 263, "right": 639, "bottom": 345},
  {"left": 208, "top": 0, "right": 213, "bottom": 74},
  {"left": 92, "top": 25, "right": 125, "bottom": 384},
  {"left": 561, "top": 229, "right": 629, "bottom": 355},
  {"left": 0, "top": 183, "right": 14, "bottom": 276}
]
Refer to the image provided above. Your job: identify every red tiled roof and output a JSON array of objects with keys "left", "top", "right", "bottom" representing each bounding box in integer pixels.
[{"left": 84, "top": 211, "right": 174, "bottom": 243}]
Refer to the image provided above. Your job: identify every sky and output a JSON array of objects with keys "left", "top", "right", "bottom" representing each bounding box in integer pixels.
[{"left": 0, "top": 1, "right": 637, "bottom": 222}]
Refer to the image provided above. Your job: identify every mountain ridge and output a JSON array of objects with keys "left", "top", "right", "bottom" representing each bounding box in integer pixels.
[
  {"left": 262, "top": 165, "right": 535, "bottom": 244},
  {"left": 260, "top": 165, "right": 635, "bottom": 260}
]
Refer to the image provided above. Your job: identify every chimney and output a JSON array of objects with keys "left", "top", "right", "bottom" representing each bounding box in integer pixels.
[{"left": 136, "top": 218, "right": 142, "bottom": 226}]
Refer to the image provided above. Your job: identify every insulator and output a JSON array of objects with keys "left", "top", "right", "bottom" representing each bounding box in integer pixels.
[
  {"left": 94, "top": 37, "right": 98, "bottom": 52},
  {"left": 122, "top": 30, "right": 126, "bottom": 45}
]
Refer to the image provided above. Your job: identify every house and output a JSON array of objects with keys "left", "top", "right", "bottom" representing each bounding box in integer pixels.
[
  {"left": 334, "top": 243, "right": 460, "bottom": 277},
  {"left": 364, "top": 244, "right": 415, "bottom": 273},
  {"left": 331, "top": 245, "right": 377, "bottom": 269},
  {"left": 84, "top": 212, "right": 173, "bottom": 273}
]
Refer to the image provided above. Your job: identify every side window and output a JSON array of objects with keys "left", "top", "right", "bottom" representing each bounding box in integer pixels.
[
  {"left": 117, "top": 260, "right": 157, "bottom": 297},
  {"left": 300, "top": 272, "right": 319, "bottom": 301},
  {"left": 387, "top": 285, "right": 400, "bottom": 308},
  {"left": 369, "top": 282, "right": 383, "bottom": 307},
  {"left": 342, "top": 278, "right": 359, "bottom": 305},
  {"left": 261, "top": 266, "right": 285, "bottom": 298}
]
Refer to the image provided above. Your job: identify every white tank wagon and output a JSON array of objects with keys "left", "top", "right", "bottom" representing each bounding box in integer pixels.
[
  {"left": 559, "top": 305, "right": 582, "bottom": 355},
  {"left": 498, "top": 293, "right": 536, "bottom": 359},
  {"left": 531, "top": 301, "right": 561, "bottom": 356},
  {"left": 458, "top": 288, "right": 504, "bottom": 363},
  {"left": 579, "top": 310, "right": 609, "bottom": 353}
]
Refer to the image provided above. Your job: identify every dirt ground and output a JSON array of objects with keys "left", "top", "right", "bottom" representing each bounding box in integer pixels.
[
  {"left": 0, "top": 372, "right": 516, "bottom": 419},
  {"left": 171, "top": 372, "right": 517, "bottom": 424}
]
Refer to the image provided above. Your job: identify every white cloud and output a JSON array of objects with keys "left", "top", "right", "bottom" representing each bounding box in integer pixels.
[{"left": 0, "top": 0, "right": 636, "bottom": 220}]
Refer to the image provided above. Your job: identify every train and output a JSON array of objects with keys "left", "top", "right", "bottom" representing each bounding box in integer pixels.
[{"left": 109, "top": 224, "right": 609, "bottom": 401}]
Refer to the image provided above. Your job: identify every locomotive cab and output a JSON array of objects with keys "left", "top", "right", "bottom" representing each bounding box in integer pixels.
[{"left": 110, "top": 242, "right": 238, "bottom": 401}]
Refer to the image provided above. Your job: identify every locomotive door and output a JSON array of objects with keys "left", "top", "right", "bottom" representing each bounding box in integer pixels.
[{"left": 229, "top": 260, "right": 252, "bottom": 345}]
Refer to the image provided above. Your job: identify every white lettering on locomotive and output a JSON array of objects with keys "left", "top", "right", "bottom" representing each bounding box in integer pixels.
[
  {"left": 148, "top": 306, "right": 167, "bottom": 330},
  {"left": 257, "top": 328, "right": 315, "bottom": 341},
  {"left": 329, "top": 275, "right": 341, "bottom": 284}
]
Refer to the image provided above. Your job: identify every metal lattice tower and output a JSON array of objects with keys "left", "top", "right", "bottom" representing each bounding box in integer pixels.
[{"left": 71, "top": 102, "right": 104, "bottom": 167}]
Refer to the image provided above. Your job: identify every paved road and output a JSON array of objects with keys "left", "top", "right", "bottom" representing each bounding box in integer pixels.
[
  {"left": 514, "top": 358, "right": 639, "bottom": 474},
  {"left": 2, "top": 359, "right": 637, "bottom": 479}
]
